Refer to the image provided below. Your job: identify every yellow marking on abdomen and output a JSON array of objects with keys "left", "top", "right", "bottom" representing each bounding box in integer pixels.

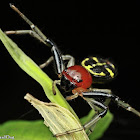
[{"left": 105, "top": 68, "right": 114, "bottom": 78}]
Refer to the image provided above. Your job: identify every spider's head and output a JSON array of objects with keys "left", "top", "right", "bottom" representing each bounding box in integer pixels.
[{"left": 60, "top": 65, "right": 92, "bottom": 92}]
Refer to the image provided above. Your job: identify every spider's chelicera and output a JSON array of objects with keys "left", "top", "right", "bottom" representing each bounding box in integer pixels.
[{"left": 6, "top": 4, "right": 140, "bottom": 137}]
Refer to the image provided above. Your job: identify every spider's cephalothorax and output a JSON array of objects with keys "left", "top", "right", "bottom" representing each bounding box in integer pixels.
[
  {"left": 6, "top": 4, "right": 140, "bottom": 137},
  {"left": 61, "top": 65, "right": 92, "bottom": 92}
]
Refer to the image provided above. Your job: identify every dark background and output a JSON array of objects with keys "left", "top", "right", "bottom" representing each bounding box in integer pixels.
[{"left": 0, "top": 0, "right": 140, "bottom": 139}]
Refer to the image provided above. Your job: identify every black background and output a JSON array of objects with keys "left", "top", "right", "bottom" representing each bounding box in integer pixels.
[{"left": 0, "top": 0, "right": 140, "bottom": 140}]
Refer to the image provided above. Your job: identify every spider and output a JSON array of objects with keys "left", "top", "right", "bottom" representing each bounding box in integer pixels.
[{"left": 5, "top": 4, "right": 140, "bottom": 137}]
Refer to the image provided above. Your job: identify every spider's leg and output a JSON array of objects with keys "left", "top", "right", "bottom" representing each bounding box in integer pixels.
[
  {"left": 82, "top": 88, "right": 113, "bottom": 100},
  {"left": 39, "top": 56, "right": 54, "bottom": 69},
  {"left": 83, "top": 100, "right": 98, "bottom": 136},
  {"left": 62, "top": 55, "right": 75, "bottom": 67},
  {"left": 51, "top": 46, "right": 64, "bottom": 75},
  {"left": 66, "top": 93, "right": 79, "bottom": 101},
  {"left": 52, "top": 80, "right": 61, "bottom": 95},
  {"left": 86, "top": 123, "right": 97, "bottom": 136},
  {"left": 40, "top": 55, "right": 75, "bottom": 69},
  {"left": 54, "top": 127, "right": 84, "bottom": 137},
  {"left": 83, "top": 98, "right": 108, "bottom": 132},
  {"left": 40, "top": 46, "right": 64, "bottom": 94},
  {"left": 114, "top": 97, "right": 140, "bottom": 117},
  {"left": 83, "top": 89, "right": 140, "bottom": 117},
  {"left": 6, "top": 4, "right": 54, "bottom": 47},
  {"left": 5, "top": 30, "right": 47, "bottom": 45},
  {"left": 39, "top": 48, "right": 64, "bottom": 75},
  {"left": 88, "top": 88, "right": 112, "bottom": 94}
]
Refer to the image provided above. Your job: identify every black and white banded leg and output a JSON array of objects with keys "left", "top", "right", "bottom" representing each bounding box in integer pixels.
[
  {"left": 39, "top": 54, "right": 75, "bottom": 95},
  {"left": 83, "top": 89, "right": 140, "bottom": 117},
  {"left": 83, "top": 98, "right": 108, "bottom": 134}
]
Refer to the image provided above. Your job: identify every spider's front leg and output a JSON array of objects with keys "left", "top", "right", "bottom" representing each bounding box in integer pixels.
[
  {"left": 40, "top": 46, "right": 76, "bottom": 95},
  {"left": 39, "top": 45, "right": 64, "bottom": 95},
  {"left": 5, "top": 4, "right": 51, "bottom": 46}
]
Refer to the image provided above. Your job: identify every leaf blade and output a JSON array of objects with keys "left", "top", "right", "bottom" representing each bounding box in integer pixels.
[{"left": 0, "top": 120, "right": 56, "bottom": 140}]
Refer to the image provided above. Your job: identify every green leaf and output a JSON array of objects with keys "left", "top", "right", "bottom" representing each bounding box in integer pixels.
[{"left": 0, "top": 120, "right": 56, "bottom": 140}]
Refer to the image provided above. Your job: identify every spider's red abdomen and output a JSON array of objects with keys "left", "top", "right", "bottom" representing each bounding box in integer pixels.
[{"left": 62, "top": 65, "right": 92, "bottom": 89}]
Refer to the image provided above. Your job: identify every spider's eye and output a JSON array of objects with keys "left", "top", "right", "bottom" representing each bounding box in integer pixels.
[{"left": 76, "top": 79, "right": 83, "bottom": 83}]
